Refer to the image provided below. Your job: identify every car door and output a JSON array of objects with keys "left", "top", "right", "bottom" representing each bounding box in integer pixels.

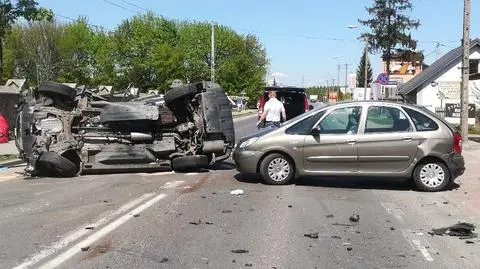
[
  {"left": 303, "top": 105, "right": 362, "bottom": 173},
  {"left": 356, "top": 105, "right": 419, "bottom": 173}
]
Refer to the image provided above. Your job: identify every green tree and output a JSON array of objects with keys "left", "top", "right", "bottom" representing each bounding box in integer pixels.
[
  {"left": 356, "top": 49, "right": 373, "bottom": 88},
  {"left": 358, "top": 0, "right": 420, "bottom": 74},
  {"left": 0, "top": 0, "right": 52, "bottom": 81}
]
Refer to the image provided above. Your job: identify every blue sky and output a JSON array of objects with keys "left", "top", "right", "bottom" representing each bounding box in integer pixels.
[{"left": 37, "top": 0, "right": 480, "bottom": 87}]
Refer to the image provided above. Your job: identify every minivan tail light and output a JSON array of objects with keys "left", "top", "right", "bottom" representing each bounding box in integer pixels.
[
  {"left": 304, "top": 96, "right": 309, "bottom": 112},
  {"left": 453, "top": 132, "right": 462, "bottom": 154},
  {"left": 258, "top": 95, "right": 265, "bottom": 116}
]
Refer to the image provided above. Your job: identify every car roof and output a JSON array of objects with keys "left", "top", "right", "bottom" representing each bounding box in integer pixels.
[{"left": 264, "top": 86, "right": 305, "bottom": 93}]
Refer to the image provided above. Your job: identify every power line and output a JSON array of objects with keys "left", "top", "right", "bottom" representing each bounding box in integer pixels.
[
  {"left": 98, "top": 0, "right": 138, "bottom": 13},
  {"left": 54, "top": 13, "right": 111, "bottom": 31},
  {"left": 120, "top": 0, "right": 149, "bottom": 12}
]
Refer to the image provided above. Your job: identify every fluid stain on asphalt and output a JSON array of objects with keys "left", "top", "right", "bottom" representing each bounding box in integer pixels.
[
  {"left": 82, "top": 237, "right": 113, "bottom": 260},
  {"left": 179, "top": 174, "right": 210, "bottom": 194}
]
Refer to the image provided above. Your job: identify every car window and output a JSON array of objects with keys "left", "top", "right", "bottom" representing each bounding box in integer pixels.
[
  {"left": 319, "top": 106, "right": 362, "bottom": 135},
  {"left": 403, "top": 107, "right": 439, "bottom": 131},
  {"left": 365, "top": 106, "right": 411, "bottom": 133},
  {"left": 286, "top": 110, "right": 326, "bottom": 135}
]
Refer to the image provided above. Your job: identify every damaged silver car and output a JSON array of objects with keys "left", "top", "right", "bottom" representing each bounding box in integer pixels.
[{"left": 15, "top": 81, "right": 235, "bottom": 177}]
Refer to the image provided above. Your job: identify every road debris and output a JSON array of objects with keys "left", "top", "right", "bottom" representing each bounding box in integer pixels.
[
  {"left": 222, "top": 210, "right": 233, "bottom": 213},
  {"left": 230, "top": 189, "right": 244, "bottom": 196},
  {"left": 325, "top": 214, "right": 334, "bottom": 218},
  {"left": 160, "top": 258, "right": 168, "bottom": 263},
  {"left": 466, "top": 240, "right": 475, "bottom": 244},
  {"left": 390, "top": 227, "right": 396, "bottom": 231},
  {"left": 205, "top": 221, "right": 214, "bottom": 225},
  {"left": 331, "top": 235, "right": 342, "bottom": 239},
  {"left": 288, "top": 205, "right": 293, "bottom": 208},
  {"left": 429, "top": 222, "right": 477, "bottom": 239},
  {"left": 245, "top": 263, "right": 253, "bottom": 267},
  {"left": 81, "top": 246, "right": 90, "bottom": 251},
  {"left": 189, "top": 220, "right": 202, "bottom": 225},
  {"left": 133, "top": 213, "right": 140, "bottom": 217},
  {"left": 231, "top": 249, "right": 249, "bottom": 254},
  {"left": 349, "top": 214, "right": 360, "bottom": 222},
  {"left": 85, "top": 226, "right": 95, "bottom": 230},
  {"left": 346, "top": 247, "right": 353, "bottom": 251},
  {"left": 304, "top": 232, "right": 319, "bottom": 239},
  {"left": 443, "top": 201, "right": 449, "bottom": 204},
  {"left": 201, "top": 195, "right": 207, "bottom": 198}
]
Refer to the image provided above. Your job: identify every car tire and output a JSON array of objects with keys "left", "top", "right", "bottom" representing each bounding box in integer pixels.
[
  {"left": 164, "top": 84, "right": 200, "bottom": 105},
  {"left": 38, "top": 81, "right": 77, "bottom": 101},
  {"left": 36, "top": 151, "right": 79, "bottom": 177},
  {"left": 413, "top": 160, "right": 450, "bottom": 192},
  {"left": 171, "top": 155, "right": 209, "bottom": 171},
  {"left": 260, "top": 153, "right": 294, "bottom": 185}
]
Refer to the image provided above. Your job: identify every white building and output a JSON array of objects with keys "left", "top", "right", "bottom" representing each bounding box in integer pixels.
[{"left": 399, "top": 38, "right": 480, "bottom": 125}]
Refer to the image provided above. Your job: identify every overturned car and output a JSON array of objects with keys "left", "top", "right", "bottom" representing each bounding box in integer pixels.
[{"left": 15, "top": 81, "right": 235, "bottom": 177}]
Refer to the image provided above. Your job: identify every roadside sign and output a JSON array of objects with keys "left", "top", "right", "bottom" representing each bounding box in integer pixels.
[{"left": 445, "top": 103, "right": 476, "bottom": 118}]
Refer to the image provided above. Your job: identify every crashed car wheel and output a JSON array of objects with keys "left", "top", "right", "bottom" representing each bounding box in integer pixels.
[
  {"left": 260, "top": 153, "right": 294, "bottom": 185},
  {"left": 38, "top": 81, "right": 77, "bottom": 101},
  {"left": 36, "top": 152, "right": 79, "bottom": 177},
  {"left": 171, "top": 155, "right": 209, "bottom": 171},
  {"left": 164, "top": 84, "right": 200, "bottom": 105},
  {"left": 413, "top": 160, "right": 450, "bottom": 192}
]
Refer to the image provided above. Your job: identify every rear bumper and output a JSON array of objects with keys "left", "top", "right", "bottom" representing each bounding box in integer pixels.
[
  {"left": 232, "top": 148, "right": 262, "bottom": 173},
  {"left": 442, "top": 153, "right": 465, "bottom": 179}
]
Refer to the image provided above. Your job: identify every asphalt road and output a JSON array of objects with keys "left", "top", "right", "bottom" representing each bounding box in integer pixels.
[{"left": 1, "top": 114, "right": 480, "bottom": 269}]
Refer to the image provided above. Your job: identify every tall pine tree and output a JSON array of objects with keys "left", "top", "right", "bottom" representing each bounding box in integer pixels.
[
  {"left": 356, "top": 50, "right": 373, "bottom": 88},
  {"left": 358, "top": 0, "right": 420, "bottom": 74}
]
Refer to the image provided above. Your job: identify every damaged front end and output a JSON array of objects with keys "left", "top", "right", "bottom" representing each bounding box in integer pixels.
[{"left": 15, "top": 81, "right": 235, "bottom": 177}]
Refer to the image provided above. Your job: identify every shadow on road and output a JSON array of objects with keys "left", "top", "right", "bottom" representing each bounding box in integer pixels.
[{"left": 234, "top": 173, "right": 460, "bottom": 192}]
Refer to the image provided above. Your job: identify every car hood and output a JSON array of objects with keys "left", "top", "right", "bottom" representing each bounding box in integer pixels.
[{"left": 238, "top": 127, "right": 277, "bottom": 142}]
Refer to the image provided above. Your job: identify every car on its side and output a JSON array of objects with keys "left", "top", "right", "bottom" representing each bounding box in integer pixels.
[
  {"left": 15, "top": 81, "right": 234, "bottom": 177},
  {"left": 257, "top": 86, "right": 313, "bottom": 127},
  {"left": 233, "top": 101, "right": 465, "bottom": 192}
]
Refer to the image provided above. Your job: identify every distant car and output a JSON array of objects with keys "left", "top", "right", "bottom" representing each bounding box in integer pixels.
[
  {"left": 257, "top": 86, "right": 313, "bottom": 127},
  {"left": 233, "top": 101, "right": 465, "bottom": 192}
]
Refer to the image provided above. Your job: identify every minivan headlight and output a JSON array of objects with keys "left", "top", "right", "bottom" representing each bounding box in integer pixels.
[{"left": 239, "top": 137, "right": 259, "bottom": 148}]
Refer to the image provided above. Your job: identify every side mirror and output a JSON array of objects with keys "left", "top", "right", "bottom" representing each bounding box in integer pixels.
[
  {"left": 311, "top": 125, "right": 321, "bottom": 136},
  {"left": 309, "top": 105, "right": 314, "bottom": 110}
]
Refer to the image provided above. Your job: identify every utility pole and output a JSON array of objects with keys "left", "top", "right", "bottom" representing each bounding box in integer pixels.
[
  {"left": 460, "top": 0, "right": 471, "bottom": 147},
  {"left": 345, "top": 63, "right": 348, "bottom": 96},
  {"left": 337, "top": 64, "right": 341, "bottom": 94},
  {"left": 211, "top": 23, "right": 215, "bottom": 83},
  {"left": 435, "top": 42, "right": 442, "bottom": 61}
]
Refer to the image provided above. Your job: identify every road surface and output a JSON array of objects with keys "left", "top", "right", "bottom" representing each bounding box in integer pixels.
[{"left": 1, "top": 114, "right": 480, "bottom": 269}]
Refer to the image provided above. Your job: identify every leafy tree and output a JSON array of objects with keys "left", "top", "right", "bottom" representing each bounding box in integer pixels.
[
  {"left": 358, "top": 0, "right": 420, "bottom": 74},
  {"left": 114, "top": 12, "right": 181, "bottom": 91},
  {"left": 356, "top": 49, "right": 373, "bottom": 88},
  {"left": 0, "top": 0, "right": 52, "bottom": 81}
]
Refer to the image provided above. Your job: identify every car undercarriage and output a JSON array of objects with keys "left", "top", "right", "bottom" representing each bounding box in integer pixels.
[{"left": 15, "top": 81, "right": 235, "bottom": 177}]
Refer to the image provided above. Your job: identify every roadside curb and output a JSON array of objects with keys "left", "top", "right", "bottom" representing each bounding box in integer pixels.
[
  {"left": 0, "top": 158, "right": 24, "bottom": 167},
  {"left": 233, "top": 114, "right": 257, "bottom": 122}
]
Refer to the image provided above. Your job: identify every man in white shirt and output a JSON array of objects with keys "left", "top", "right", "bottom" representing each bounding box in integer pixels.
[{"left": 257, "top": 90, "right": 286, "bottom": 128}]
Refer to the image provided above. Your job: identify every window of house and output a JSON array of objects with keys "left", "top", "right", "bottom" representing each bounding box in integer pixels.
[
  {"left": 470, "top": 59, "right": 479, "bottom": 75},
  {"left": 365, "top": 106, "right": 411, "bottom": 133},
  {"left": 318, "top": 106, "right": 362, "bottom": 135},
  {"left": 403, "top": 107, "right": 439, "bottom": 131}
]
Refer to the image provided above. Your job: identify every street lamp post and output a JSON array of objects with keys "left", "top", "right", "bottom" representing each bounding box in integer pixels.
[{"left": 348, "top": 25, "right": 369, "bottom": 100}]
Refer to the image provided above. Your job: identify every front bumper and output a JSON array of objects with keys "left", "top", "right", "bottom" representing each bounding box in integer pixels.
[
  {"left": 232, "top": 148, "right": 263, "bottom": 173},
  {"left": 442, "top": 153, "right": 465, "bottom": 179}
]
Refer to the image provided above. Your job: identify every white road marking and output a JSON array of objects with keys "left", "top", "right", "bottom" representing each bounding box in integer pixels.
[
  {"left": 401, "top": 229, "right": 434, "bottom": 262},
  {"left": 38, "top": 193, "right": 167, "bottom": 269},
  {"left": 162, "top": 180, "right": 185, "bottom": 189},
  {"left": 12, "top": 192, "right": 156, "bottom": 269},
  {"left": 412, "top": 239, "right": 434, "bottom": 262}
]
